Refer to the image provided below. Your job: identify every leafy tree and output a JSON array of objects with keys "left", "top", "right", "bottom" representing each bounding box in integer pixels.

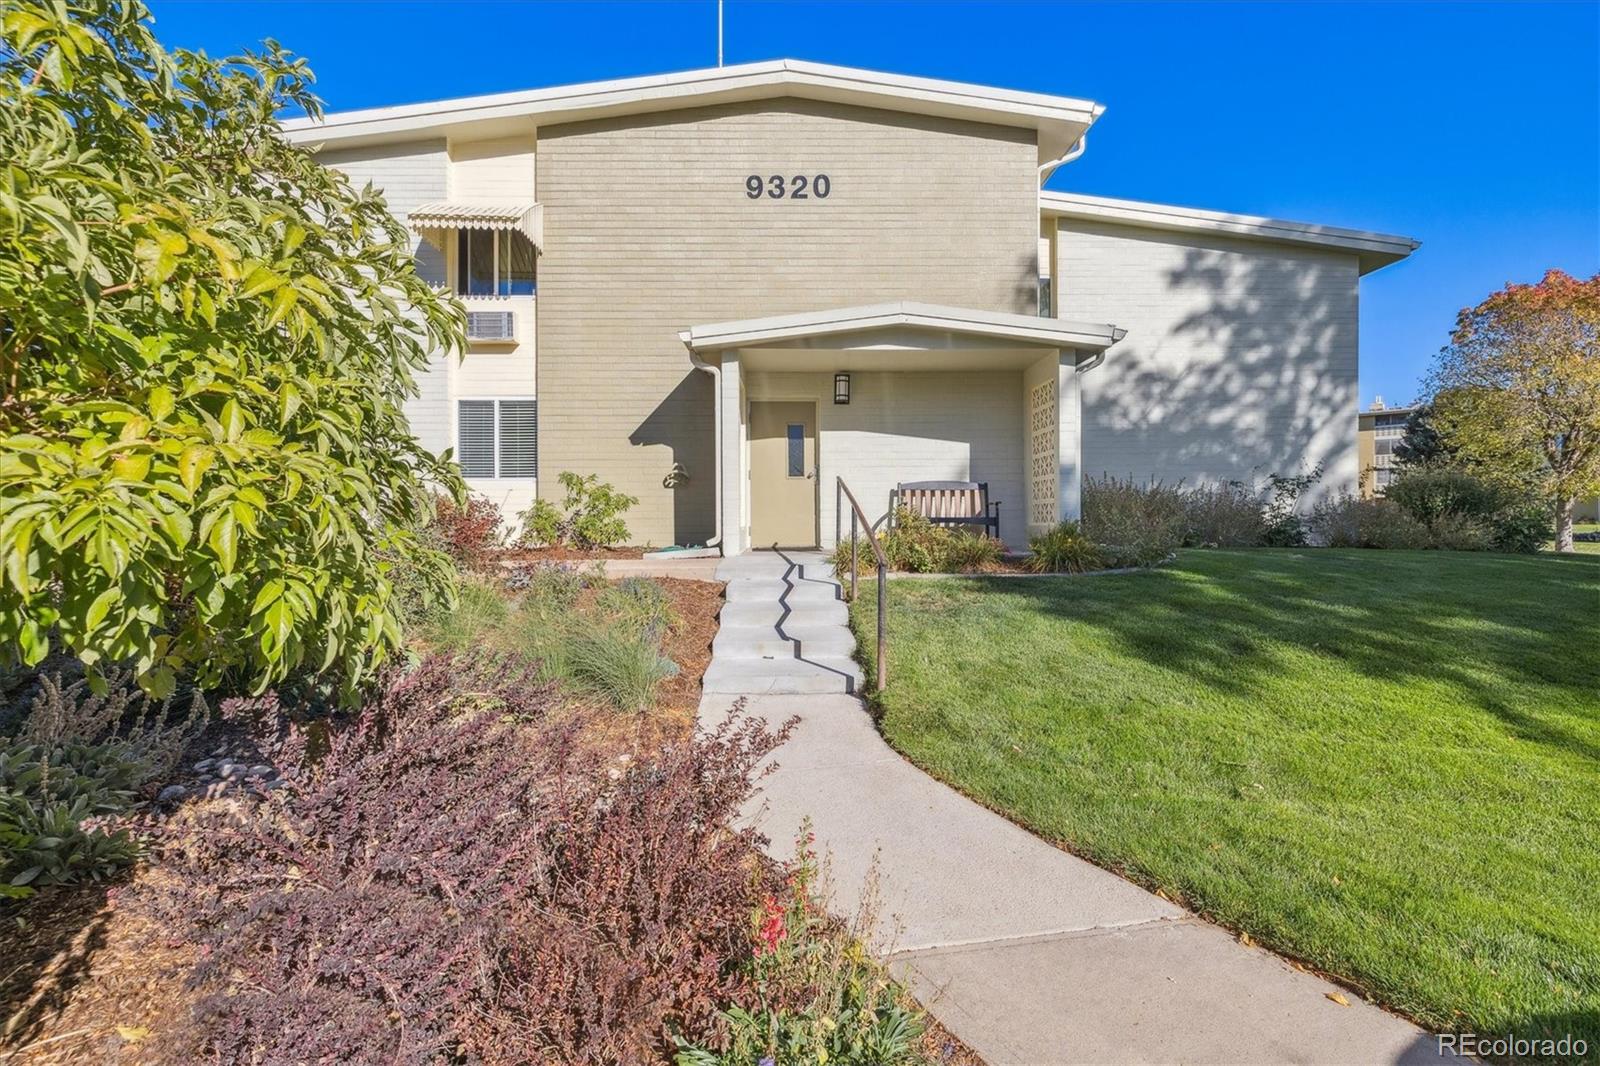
[
  {"left": 1426, "top": 270, "right": 1600, "bottom": 552},
  {"left": 0, "top": 0, "right": 466, "bottom": 696},
  {"left": 1391, "top": 402, "right": 1454, "bottom": 469}
]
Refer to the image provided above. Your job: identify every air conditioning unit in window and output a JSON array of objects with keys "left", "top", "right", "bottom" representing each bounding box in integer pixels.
[{"left": 466, "top": 311, "right": 515, "bottom": 341}]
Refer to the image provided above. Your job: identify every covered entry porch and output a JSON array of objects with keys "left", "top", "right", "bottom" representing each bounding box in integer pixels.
[{"left": 681, "top": 303, "right": 1125, "bottom": 555}]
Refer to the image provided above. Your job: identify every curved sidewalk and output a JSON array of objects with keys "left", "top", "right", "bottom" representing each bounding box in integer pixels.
[{"left": 699, "top": 550, "right": 1454, "bottom": 1065}]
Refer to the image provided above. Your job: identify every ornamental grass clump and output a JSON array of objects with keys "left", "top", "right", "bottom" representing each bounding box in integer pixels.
[
  {"left": 1025, "top": 521, "right": 1106, "bottom": 573},
  {"left": 562, "top": 622, "right": 678, "bottom": 714},
  {"left": 830, "top": 508, "right": 1003, "bottom": 577}
]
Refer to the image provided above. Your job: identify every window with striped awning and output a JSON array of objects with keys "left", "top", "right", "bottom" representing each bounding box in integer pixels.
[{"left": 456, "top": 399, "right": 536, "bottom": 479}]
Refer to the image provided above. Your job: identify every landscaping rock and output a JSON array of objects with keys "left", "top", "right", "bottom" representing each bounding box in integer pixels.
[
  {"left": 248, "top": 764, "right": 274, "bottom": 778},
  {"left": 157, "top": 784, "right": 187, "bottom": 803},
  {"left": 193, "top": 758, "right": 216, "bottom": 772},
  {"left": 219, "top": 762, "right": 246, "bottom": 778}
]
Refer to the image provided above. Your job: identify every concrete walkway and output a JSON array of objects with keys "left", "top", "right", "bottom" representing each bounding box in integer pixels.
[{"left": 699, "top": 550, "right": 1453, "bottom": 1065}]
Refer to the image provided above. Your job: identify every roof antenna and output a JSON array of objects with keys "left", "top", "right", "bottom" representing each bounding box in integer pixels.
[{"left": 718, "top": 0, "right": 724, "bottom": 66}]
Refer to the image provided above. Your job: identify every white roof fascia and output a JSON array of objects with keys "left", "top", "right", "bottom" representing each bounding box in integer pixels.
[
  {"left": 282, "top": 59, "right": 1104, "bottom": 163},
  {"left": 678, "top": 301, "right": 1126, "bottom": 353},
  {"left": 1040, "top": 191, "right": 1420, "bottom": 274}
]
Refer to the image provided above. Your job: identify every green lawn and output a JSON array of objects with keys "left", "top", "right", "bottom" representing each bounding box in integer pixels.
[{"left": 853, "top": 550, "right": 1600, "bottom": 1046}]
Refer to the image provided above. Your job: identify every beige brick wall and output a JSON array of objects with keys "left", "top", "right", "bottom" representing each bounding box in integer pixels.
[
  {"left": 536, "top": 100, "right": 1040, "bottom": 546},
  {"left": 320, "top": 140, "right": 454, "bottom": 457},
  {"left": 1055, "top": 219, "right": 1360, "bottom": 504}
]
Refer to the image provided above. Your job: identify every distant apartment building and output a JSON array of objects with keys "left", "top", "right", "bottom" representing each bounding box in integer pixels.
[{"left": 1358, "top": 398, "right": 1415, "bottom": 497}]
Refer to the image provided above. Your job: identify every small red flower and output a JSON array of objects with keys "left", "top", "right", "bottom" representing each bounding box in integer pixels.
[{"left": 757, "top": 894, "right": 786, "bottom": 955}]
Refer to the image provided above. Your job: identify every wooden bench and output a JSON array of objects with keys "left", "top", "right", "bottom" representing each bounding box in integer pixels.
[{"left": 890, "top": 481, "right": 1001, "bottom": 539}]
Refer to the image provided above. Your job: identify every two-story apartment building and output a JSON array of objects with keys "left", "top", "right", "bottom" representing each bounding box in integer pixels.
[{"left": 283, "top": 60, "right": 1419, "bottom": 553}]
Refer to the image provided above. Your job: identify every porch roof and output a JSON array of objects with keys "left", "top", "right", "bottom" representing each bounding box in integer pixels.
[{"left": 678, "top": 302, "right": 1126, "bottom": 357}]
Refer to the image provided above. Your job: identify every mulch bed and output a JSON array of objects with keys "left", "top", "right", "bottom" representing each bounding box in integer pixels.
[
  {"left": 652, "top": 578, "right": 722, "bottom": 713},
  {"left": 0, "top": 870, "right": 198, "bottom": 1064}
]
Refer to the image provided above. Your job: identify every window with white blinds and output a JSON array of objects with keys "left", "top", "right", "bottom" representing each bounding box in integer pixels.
[{"left": 456, "top": 399, "right": 536, "bottom": 479}]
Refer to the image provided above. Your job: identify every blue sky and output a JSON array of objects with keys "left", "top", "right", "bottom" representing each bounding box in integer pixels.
[{"left": 150, "top": 0, "right": 1598, "bottom": 408}]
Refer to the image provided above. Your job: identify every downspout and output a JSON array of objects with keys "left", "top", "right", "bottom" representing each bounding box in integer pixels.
[
  {"left": 1077, "top": 328, "right": 1125, "bottom": 375},
  {"left": 1038, "top": 134, "right": 1087, "bottom": 183},
  {"left": 1038, "top": 135, "right": 1088, "bottom": 315},
  {"left": 687, "top": 345, "right": 723, "bottom": 551}
]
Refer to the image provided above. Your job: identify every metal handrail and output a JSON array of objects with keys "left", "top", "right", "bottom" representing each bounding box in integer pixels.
[{"left": 835, "top": 477, "right": 888, "bottom": 692}]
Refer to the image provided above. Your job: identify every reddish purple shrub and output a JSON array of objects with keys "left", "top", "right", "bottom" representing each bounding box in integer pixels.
[
  {"left": 429, "top": 492, "right": 504, "bottom": 570},
  {"left": 469, "top": 714, "right": 788, "bottom": 1063},
  {"left": 149, "top": 654, "right": 789, "bottom": 1063}
]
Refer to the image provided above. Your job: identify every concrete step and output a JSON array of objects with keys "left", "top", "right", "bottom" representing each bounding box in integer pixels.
[
  {"left": 702, "top": 655, "right": 864, "bottom": 695},
  {"left": 718, "top": 599, "right": 849, "bottom": 629},
  {"left": 722, "top": 577, "right": 844, "bottom": 604},
  {"left": 711, "top": 627, "right": 858, "bottom": 660}
]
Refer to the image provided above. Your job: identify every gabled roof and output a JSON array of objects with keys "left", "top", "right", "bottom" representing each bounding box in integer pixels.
[
  {"left": 281, "top": 60, "right": 1104, "bottom": 163},
  {"left": 1040, "top": 191, "right": 1420, "bottom": 275},
  {"left": 679, "top": 302, "right": 1125, "bottom": 353}
]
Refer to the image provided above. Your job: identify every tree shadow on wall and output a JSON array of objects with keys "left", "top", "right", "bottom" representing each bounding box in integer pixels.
[
  {"left": 1081, "top": 230, "right": 1358, "bottom": 496},
  {"left": 630, "top": 370, "right": 716, "bottom": 547}
]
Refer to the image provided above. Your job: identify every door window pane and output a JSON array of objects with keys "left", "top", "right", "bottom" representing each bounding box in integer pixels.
[{"left": 787, "top": 424, "right": 804, "bottom": 477}]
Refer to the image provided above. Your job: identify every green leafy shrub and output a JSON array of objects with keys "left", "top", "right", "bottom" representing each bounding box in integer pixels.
[
  {"left": 1026, "top": 522, "right": 1107, "bottom": 573},
  {"left": 518, "top": 472, "right": 640, "bottom": 549},
  {"left": 0, "top": 0, "right": 465, "bottom": 699},
  {"left": 1259, "top": 468, "right": 1323, "bottom": 547},
  {"left": 1485, "top": 501, "right": 1553, "bottom": 554},
  {"left": 1384, "top": 466, "right": 1506, "bottom": 527},
  {"left": 1308, "top": 495, "right": 1432, "bottom": 549},
  {"left": 1, "top": 672, "right": 206, "bottom": 895},
  {"left": 1, "top": 791, "right": 139, "bottom": 896},
  {"left": 1428, "top": 511, "right": 1495, "bottom": 552},
  {"left": 675, "top": 827, "right": 931, "bottom": 1066},
  {"left": 1385, "top": 466, "right": 1548, "bottom": 553}
]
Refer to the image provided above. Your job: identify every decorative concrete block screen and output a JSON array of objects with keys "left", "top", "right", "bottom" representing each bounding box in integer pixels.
[{"left": 1029, "top": 377, "right": 1058, "bottom": 528}]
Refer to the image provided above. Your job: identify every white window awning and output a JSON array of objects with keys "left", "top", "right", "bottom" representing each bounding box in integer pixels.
[{"left": 409, "top": 201, "right": 542, "bottom": 250}]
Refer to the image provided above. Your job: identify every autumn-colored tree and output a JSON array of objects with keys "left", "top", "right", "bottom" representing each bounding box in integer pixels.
[{"left": 1426, "top": 270, "right": 1600, "bottom": 552}]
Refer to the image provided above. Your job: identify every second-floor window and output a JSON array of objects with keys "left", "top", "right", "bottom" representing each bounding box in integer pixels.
[{"left": 456, "top": 230, "right": 535, "bottom": 297}]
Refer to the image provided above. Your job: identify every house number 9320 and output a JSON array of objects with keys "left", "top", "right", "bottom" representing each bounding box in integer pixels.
[{"left": 745, "top": 174, "right": 831, "bottom": 200}]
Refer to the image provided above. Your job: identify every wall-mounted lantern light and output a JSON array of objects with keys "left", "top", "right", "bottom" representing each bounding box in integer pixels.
[{"left": 834, "top": 372, "right": 851, "bottom": 405}]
